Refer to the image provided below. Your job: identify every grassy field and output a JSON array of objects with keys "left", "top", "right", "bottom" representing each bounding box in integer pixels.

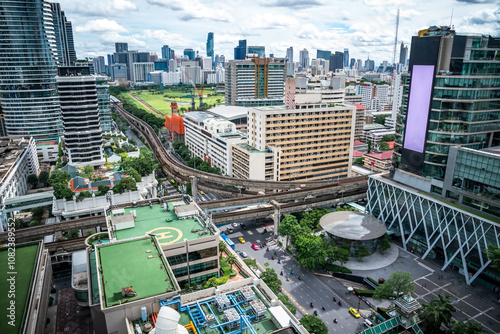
[
  {"left": 132, "top": 89, "right": 225, "bottom": 115},
  {"left": 0, "top": 243, "right": 39, "bottom": 334}
]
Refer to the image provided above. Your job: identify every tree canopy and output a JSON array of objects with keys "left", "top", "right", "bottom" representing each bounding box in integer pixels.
[
  {"left": 373, "top": 271, "right": 415, "bottom": 301},
  {"left": 421, "top": 294, "right": 457, "bottom": 334},
  {"left": 300, "top": 314, "right": 328, "bottom": 334},
  {"left": 259, "top": 268, "right": 282, "bottom": 295},
  {"left": 484, "top": 243, "right": 500, "bottom": 270},
  {"left": 294, "top": 234, "right": 326, "bottom": 269},
  {"left": 446, "top": 319, "right": 483, "bottom": 334},
  {"left": 48, "top": 170, "right": 71, "bottom": 186}
]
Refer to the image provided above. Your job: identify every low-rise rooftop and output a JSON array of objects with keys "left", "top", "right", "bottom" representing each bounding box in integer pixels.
[
  {"left": 95, "top": 236, "right": 177, "bottom": 309},
  {"left": 110, "top": 203, "right": 212, "bottom": 244}
]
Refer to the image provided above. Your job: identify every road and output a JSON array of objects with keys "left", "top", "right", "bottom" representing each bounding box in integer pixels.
[
  {"left": 125, "top": 127, "right": 145, "bottom": 148},
  {"left": 225, "top": 220, "right": 366, "bottom": 333}
]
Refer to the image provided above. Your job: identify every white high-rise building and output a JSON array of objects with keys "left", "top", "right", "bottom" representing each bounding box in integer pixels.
[
  {"left": 286, "top": 47, "right": 293, "bottom": 62},
  {"left": 133, "top": 62, "right": 154, "bottom": 82}
]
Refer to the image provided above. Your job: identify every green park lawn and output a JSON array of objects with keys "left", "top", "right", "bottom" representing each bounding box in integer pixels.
[{"left": 131, "top": 89, "right": 225, "bottom": 115}]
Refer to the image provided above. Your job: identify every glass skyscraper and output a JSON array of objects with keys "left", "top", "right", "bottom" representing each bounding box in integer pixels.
[
  {"left": 395, "top": 26, "right": 500, "bottom": 180},
  {"left": 50, "top": 2, "right": 76, "bottom": 66},
  {"left": 206, "top": 32, "right": 214, "bottom": 70},
  {"left": 0, "top": 0, "right": 63, "bottom": 142}
]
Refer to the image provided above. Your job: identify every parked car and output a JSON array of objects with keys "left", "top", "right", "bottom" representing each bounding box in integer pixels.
[
  {"left": 349, "top": 307, "right": 360, "bottom": 318},
  {"left": 231, "top": 222, "right": 238, "bottom": 227},
  {"left": 239, "top": 237, "right": 246, "bottom": 244},
  {"left": 251, "top": 243, "right": 259, "bottom": 250},
  {"left": 240, "top": 224, "right": 248, "bottom": 230},
  {"left": 226, "top": 228, "right": 233, "bottom": 234},
  {"left": 239, "top": 251, "right": 248, "bottom": 258}
]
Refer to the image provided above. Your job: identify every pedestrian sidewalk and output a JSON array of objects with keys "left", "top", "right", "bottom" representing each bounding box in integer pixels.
[{"left": 344, "top": 246, "right": 399, "bottom": 271}]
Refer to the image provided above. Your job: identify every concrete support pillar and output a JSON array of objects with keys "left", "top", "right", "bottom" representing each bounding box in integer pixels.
[
  {"left": 191, "top": 176, "right": 198, "bottom": 202},
  {"left": 270, "top": 200, "right": 281, "bottom": 233}
]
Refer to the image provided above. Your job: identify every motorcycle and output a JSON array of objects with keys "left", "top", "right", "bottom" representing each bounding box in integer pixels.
[
  {"left": 334, "top": 318, "right": 337, "bottom": 324},
  {"left": 310, "top": 302, "right": 314, "bottom": 308},
  {"left": 338, "top": 301, "right": 342, "bottom": 307},
  {"left": 321, "top": 306, "right": 325, "bottom": 311}
]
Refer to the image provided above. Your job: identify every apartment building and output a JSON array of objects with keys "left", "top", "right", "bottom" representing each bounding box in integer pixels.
[
  {"left": 352, "top": 104, "right": 366, "bottom": 140},
  {"left": 184, "top": 112, "right": 246, "bottom": 176},
  {"left": 225, "top": 57, "right": 286, "bottom": 107},
  {"left": 233, "top": 94, "right": 355, "bottom": 181}
]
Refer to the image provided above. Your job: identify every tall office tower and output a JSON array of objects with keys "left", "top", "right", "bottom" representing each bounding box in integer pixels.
[
  {"left": 350, "top": 58, "right": 356, "bottom": 68},
  {"left": 115, "top": 42, "right": 128, "bottom": 53},
  {"left": 330, "top": 51, "right": 344, "bottom": 71},
  {"left": 50, "top": 3, "right": 76, "bottom": 66},
  {"left": 206, "top": 32, "right": 214, "bottom": 69},
  {"left": 0, "top": 0, "right": 63, "bottom": 143},
  {"left": 183, "top": 48, "right": 195, "bottom": 61},
  {"left": 248, "top": 46, "right": 265, "bottom": 58},
  {"left": 269, "top": 53, "right": 274, "bottom": 58},
  {"left": 107, "top": 54, "right": 114, "bottom": 66},
  {"left": 161, "top": 45, "right": 174, "bottom": 60},
  {"left": 214, "top": 54, "right": 220, "bottom": 67},
  {"left": 225, "top": 58, "right": 286, "bottom": 107},
  {"left": 234, "top": 40, "right": 247, "bottom": 60},
  {"left": 365, "top": 58, "right": 375, "bottom": 71},
  {"left": 299, "top": 48, "right": 309, "bottom": 68},
  {"left": 316, "top": 49, "right": 331, "bottom": 61},
  {"left": 93, "top": 56, "right": 106, "bottom": 74},
  {"left": 56, "top": 66, "right": 103, "bottom": 166},
  {"left": 286, "top": 47, "right": 293, "bottom": 62},
  {"left": 219, "top": 55, "right": 225, "bottom": 68},
  {"left": 356, "top": 59, "right": 363, "bottom": 70},
  {"left": 343, "top": 48, "right": 349, "bottom": 68},
  {"left": 395, "top": 26, "right": 500, "bottom": 179},
  {"left": 399, "top": 41, "right": 408, "bottom": 65},
  {"left": 96, "top": 76, "right": 112, "bottom": 133}
]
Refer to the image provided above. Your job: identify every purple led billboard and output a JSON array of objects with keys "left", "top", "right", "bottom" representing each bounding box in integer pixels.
[{"left": 403, "top": 65, "right": 435, "bottom": 153}]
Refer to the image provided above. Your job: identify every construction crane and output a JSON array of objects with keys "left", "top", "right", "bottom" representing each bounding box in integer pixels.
[
  {"left": 392, "top": 8, "right": 400, "bottom": 74},
  {"left": 172, "top": 53, "right": 205, "bottom": 111}
]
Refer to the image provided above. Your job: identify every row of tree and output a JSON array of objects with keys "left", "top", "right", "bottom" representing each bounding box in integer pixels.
[{"left": 172, "top": 141, "right": 222, "bottom": 175}]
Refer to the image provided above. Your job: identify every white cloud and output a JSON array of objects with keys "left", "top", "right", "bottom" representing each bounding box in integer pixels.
[
  {"left": 74, "top": 0, "right": 137, "bottom": 17},
  {"left": 146, "top": 0, "right": 234, "bottom": 22},
  {"left": 75, "top": 19, "right": 128, "bottom": 33},
  {"left": 246, "top": 13, "right": 299, "bottom": 30}
]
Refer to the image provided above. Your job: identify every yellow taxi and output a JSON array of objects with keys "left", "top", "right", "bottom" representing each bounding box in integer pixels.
[
  {"left": 199, "top": 190, "right": 204, "bottom": 195},
  {"left": 349, "top": 307, "right": 360, "bottom": 318},
  {"left": 238, "top": 237, "right": 246, "bottom": 244}
]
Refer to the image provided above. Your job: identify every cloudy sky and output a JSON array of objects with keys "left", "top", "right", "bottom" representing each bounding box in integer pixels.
[{"left": 56, "top": 0, "right": 499, "bottom": 65}]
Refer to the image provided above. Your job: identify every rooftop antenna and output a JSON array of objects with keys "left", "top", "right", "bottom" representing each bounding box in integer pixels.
[
  {"left": 450, "top": 9, "right": 454, "bottom": 28},
  {"left": 392, "top": 8, "right": 400, "bottom": 75}
]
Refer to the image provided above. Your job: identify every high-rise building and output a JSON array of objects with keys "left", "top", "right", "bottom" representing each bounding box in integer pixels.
[
  {"left": 93, "top": 56, "right": 106, "bottom": 74},
  {"left": 115, "top": 42, "right": 128, "bottom": 53},
  {"left": 350, "top": 58, "right": 356, "bottom": 68},
  {"left": 161, "top": 45, "right": 174, "bottom": 61},
  {"left": 316, "top": 49, "right": 331, "bottom": 61},
  {"left": 343, "top": 48, "right": 349, "bottom": 68},
  {"left": 395, "top": 26, "right": 500, "bottom": 179},
  {"left": 234, "top": 40, "right": 247, "bottom": 60},
  {"left": 133, "top": 62, "right": 154, "bottom": 83},
  {"left": 0, "top": 0, "right": 63, "bottom": 143},
  {"left": 56, "top": 66, "right": 104, "bottom": 166},
  {"left": 286, "top": 47, "right": 293, "bottom": 62},
  {"left": 183, "top": 48, "right": 195, "bottom": 61},
  {"left": 248, "top": 46, "right": 265, "bottom": 58},
  {"left": 225, "top": 58, "right": 286, "bottom": 107},
  {"left": 107, "top": 54, "right": 114, "bottom": 66},
  {"left": 96, "top": 77, "right": 112, "bottom": 133},
  {"left": 50, "top": 3, "right": 76, "bottom": 66},
  {"left": 219, "top": 55, "right": 225, "bottom": 68},
  {"left": 206, "top": 32, "right": 214, "bottom": 69},
  {"left": 399, "top": 41, "right": 408, "bottom": 65},
  {"left": 330, "top": 51, "right": 344, "bottom": 71},
  {"left": 299, "top": 48, "right": 309, "bottom": 69}
]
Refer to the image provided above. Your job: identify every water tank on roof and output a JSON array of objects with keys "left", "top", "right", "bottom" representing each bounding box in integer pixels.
[{"left": 155, "top": 306, "right": 181, "bottom": 334}]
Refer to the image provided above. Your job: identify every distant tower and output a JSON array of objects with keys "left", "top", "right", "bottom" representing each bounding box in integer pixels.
[
  {"left": 343, "top": 48, "right": 349, "bottom": 68},
  {"left": 234, "top": 40, "right": 247, "bottom": 60},
  {"left": 206, "top": 32, "right": 214, "bottom": 69},
  {"left": 399, "top": 42, "right": 408, "bottom": 65},
  {"left": 299, "top": 48, "right": 309, "bottom": 68},
  {"left": 286, "top": 47, "right": 293, "bottom": 62},
  {"left": 51, "top": 3, "right": 76, "bottom": 66},
  {"left": 115, "top": 42, "right": 128, "bottom": 53}
]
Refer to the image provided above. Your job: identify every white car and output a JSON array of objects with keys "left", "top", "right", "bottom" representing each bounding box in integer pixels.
[
  {"left": 231, "top": 222, "right": 238, "bottom": 227},
  {"left": 239, "top": 251, "right": 248, "bottom": 258}
]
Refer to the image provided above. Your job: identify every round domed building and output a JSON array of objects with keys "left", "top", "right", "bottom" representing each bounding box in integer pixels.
[{"left": 320, "top": 211, "right": 387, "bottom": 256}]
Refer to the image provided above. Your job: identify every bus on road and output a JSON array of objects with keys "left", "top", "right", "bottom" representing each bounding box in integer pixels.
[{"left": 221, "top": 234, "right": 235, "bottom": 250}]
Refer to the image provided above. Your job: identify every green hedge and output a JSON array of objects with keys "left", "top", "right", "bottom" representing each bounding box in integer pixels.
[
  {"left": 354, "top": 289, "right": 376, "bottom": 296},
  {"left": 324, "top": 264, "right": 352, "bottom": 274},
  {"left": 366, "top": 276, "right": 379, "bottom": 287}
]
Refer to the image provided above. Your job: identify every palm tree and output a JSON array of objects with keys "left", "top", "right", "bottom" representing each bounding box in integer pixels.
[
  {"left": 446, "top": 320, "right": 484, "bottom": 334},
  {"left": 226, "top": 253, "right": 237, "bottom": 271},
  {"left": 420, "top": 294, "right": 457, "bottom": 334}
]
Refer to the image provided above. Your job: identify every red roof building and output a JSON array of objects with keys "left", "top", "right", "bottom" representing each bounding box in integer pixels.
[{"left": 363, "top": 150, "right": 394, "bottom": 172}]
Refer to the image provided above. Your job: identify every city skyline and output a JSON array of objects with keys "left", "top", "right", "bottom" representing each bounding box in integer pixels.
[{"left": 55, "top": 0, "right": 498, "bottom": 65}]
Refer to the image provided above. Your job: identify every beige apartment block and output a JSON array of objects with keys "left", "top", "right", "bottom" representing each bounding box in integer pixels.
[{"left": 233, "top": 94, "right": 355, "bottom": 182}]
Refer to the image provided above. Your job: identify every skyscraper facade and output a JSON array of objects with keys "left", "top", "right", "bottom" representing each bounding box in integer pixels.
[
  {"left": 399, "top": 42, "right": 408, "bottom": 65},
  {"left": 0, "top": 0, "right": 63, "bottom": 143},
  {"left": 286, "top": 47, "right": 293, "bottom": 62},
  {"left": 225, "top": 58, "right": 286, "bottom": 107},
  {"left": 343, "top": 48, "right": 349, "bottom": 68},
  {"left": 183, "top": 48, "right": 195, "bottom": 61},
  {"left": 395, "top": 26, "right": 500, "bottom": 179},
  {"left": 93, "top": 56, "right": 106, "bottom": 74},
  {"left": 206, "top": 32, "right": 214, "bottom": 69},
  {"left": 330, "top": 51, "right": 344, "bottom": 71},
  {"left": 50, "top": 3, "right": 76, "bottom": 66},
  {"left": 248, "top": 46, "right": 265, "bottom": 58},
  {"left": 350, "top": 58, "right": 356, "bottom": 68},
  {"left": 316, "top": 49, "right": 331, "bottom": 61},
  {"left": 234, "top": 40, "right": 247, "bottom": 60},
  {"left": 299, "top": 48, "right": 309, "bottom": 69},
  {"left": 115, "top": 42, "right": 128, "bottom": 53},
  {"left": 56, "top": 66, "right": 103, "bottom": 166},
  {"left": 161, "top": 45, "right": 174, "bottom": 60}
]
